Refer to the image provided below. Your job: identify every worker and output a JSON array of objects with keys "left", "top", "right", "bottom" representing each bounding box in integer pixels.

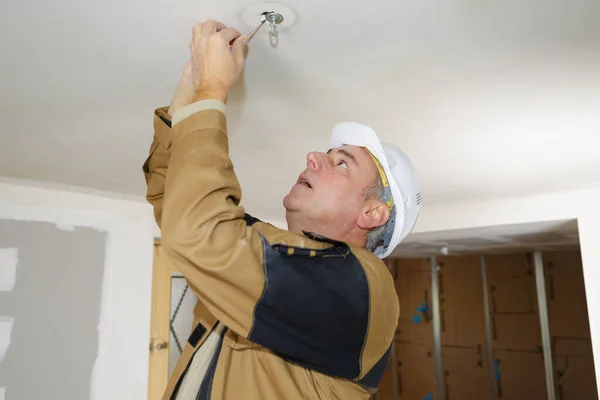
[{"left": 143, "top": 19, "right": 422, "bottom": 400}]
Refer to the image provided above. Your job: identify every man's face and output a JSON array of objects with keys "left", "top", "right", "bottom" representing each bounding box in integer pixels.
[{"left": 283, "top": 145, "right": 381, "bottom": 232}]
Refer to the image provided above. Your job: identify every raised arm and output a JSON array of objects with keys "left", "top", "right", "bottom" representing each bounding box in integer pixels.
[
  {"left": 143, "top": 99, "right": 228, "bottom": 228},
  {"left": 143, "top": 107, "right": 171, "bottom": 227},
  {"left": 143, "top": 60, "right": 201, "bottom": 228}
]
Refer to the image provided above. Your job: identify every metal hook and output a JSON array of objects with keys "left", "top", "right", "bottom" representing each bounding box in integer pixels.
[{"left": 264, "top": 11, "right": 283, "bottom": 38}]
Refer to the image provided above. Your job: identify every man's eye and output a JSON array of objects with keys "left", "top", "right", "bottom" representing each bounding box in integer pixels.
[{"left": 338, "top": 160, "right": 347, "bottom": 169}]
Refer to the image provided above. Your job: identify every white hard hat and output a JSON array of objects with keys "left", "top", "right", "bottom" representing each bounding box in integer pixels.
[{"left": 330, "top": 122, "right": 422, "bottom": 259}]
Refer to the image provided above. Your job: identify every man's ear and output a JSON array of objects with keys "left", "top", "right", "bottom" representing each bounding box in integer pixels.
[{"left": 357, "top": 201, "right": 390, "bottom": 230}]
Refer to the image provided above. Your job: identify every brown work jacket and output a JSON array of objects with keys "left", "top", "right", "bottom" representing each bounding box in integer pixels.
[{"left": 143, "top": 105, "right": 399, "bottom": 400}]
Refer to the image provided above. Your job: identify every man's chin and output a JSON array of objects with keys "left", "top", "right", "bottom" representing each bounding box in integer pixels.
[
  {"left": 282, "top": 193, "right": 293, "bottom": 211},
  {"left": 283, "top": 193, "right": 302, "bottom": 213}
]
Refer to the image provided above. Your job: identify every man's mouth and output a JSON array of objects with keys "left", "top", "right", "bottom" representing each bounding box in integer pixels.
[
  {"left": 298, "top": 174, "right": 312, "bottom": 188},
  {"left": 300, "top": 180, "right": 312, "bottom": 188}
]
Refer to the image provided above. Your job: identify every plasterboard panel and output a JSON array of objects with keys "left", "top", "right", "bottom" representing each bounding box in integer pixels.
[{"left": 0, "top": 220, "right": 105, "bottom": 399}]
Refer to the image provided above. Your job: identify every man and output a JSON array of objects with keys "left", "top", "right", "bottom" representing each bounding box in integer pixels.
[{"left": 143, "top": 20, "right": 422, "bottom": 400}]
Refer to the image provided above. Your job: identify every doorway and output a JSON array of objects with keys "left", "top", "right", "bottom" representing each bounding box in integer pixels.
[
  {"left": 376, "top": 246, "right": 597, "bottom": 400},
  {"left": 148, "top": 243, "right": 198, "bottom": 400}
]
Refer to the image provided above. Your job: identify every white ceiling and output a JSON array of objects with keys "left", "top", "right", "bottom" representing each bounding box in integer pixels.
[{"left": 1, "top": 0, "right": 600, "bottom": 223}]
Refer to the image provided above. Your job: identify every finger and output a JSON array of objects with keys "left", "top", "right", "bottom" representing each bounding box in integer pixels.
[
  {"left": 202, "top": 19, "right": 217, "bottom": 35},
  {"left": 219, "top": 27, "right": 242, "bottom": 45},
  {"left": 192, "top": 23, "right": 203, "bottom": 42},
  {"left": 231, "top": 35, "right": 248, "bottom": 64},
  {"left": 189, "top": 39, "right": 196, "bottom": 57},
  {"left": 214, "top": 21, "right": 227, "bottom": 32}
]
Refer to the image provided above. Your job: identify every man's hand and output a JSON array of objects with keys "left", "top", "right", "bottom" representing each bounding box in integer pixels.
[
  {"left": 189, "top": 20, "right": 248, "bottom": 104},
  {"left": 167, "top": 61, "right": 194, "bottom": 116}
]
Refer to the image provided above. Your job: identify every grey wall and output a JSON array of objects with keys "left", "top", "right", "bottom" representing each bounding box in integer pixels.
[{"left": 0, "top": 220, "right": 106, "bottom": 400}]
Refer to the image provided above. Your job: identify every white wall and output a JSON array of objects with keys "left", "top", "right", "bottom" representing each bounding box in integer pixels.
[
  {"left": 0, "top": 179, "right": 156, "bottom": 400},
  {"left": 412, "top": 186, "right": 600, "bottom": 395}
]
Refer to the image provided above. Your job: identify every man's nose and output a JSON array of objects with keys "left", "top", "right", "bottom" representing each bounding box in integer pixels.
[{"left": 306, "top": 152, "right": 327, "bottom": 172}]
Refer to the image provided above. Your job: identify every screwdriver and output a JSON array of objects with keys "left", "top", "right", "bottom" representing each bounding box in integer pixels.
[{"left": 229, "top": 13, "right": 268, "bottom": 46}]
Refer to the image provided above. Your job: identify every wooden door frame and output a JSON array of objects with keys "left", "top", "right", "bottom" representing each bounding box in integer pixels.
[{"left": 148, "top": 241, "right": 178, "bottom": 400}]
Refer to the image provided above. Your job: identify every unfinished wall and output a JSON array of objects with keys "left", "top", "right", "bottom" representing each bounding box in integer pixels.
[
  {"left": 544, "top": 251, "right": 597, "bottom": 399},
  {"left": 395, "top": 257, "right": 436, "bottom": 400},
  {"left": 438, "top": 255, "right": 490, "bottom": 400},
  {"left": 412, "top": 187, "right": 600, "bottom": 394},
  {"left": 0, "top": 180, "right": 156, "bottom": 399},
  {"left": 485, "top": 253, "right": 547, "bottom": 399},
  {"left": 378, "top": 249, "right": 597, "bottom": 400},
  {"left": 0, "top": 220, "right": 106, "bottom": 399}
]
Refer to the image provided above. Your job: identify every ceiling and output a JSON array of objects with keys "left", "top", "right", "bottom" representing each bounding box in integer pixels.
[
  {"left": 392, "top": 219, "right": 580, "bottom": 257},
  {"left": 1, "top": 0, "right": 599, "bottom": 223}
]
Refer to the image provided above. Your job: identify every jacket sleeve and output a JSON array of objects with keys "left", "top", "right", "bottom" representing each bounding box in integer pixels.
[
  {"left": 160, "top": 108, "right": 398, "bottom": 388},
  {"left": 143, "top": 107, "right": 172, "bottom": 228},
  {"left": 160, "top": 108, "right": 263, "bottom": 337}
]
